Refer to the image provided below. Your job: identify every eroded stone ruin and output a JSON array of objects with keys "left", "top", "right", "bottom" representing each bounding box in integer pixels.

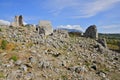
[
  {"left": 37, "top": 20, "right": 53, "bottom": 36},
  {"left": 10, "top": 15, "right": 100, "bottom": 40},
  {"left": 84, "top": 25, "right": 98, "bottom": 39},
  {"left": 11, "top": 15, "right": 23, "bottom": 27}
]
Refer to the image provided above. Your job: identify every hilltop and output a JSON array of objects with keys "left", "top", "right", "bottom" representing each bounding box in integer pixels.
[{"left": 0, "top": 26, "right": 119, "bottom": 80}]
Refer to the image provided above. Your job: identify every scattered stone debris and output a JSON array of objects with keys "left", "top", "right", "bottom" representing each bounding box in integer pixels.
[{"left": 0, "top": 16, "right": 119, "bottom": 80}]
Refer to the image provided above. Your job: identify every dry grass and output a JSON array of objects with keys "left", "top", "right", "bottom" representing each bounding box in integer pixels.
[
  {"left": 0, "top": 39, "right": 2, "bottom": 45},
  {"left": 26, "top": 42, "right": 33, "bottom": 48},
  {"left": 109, "top": 72, "right": 120, "bottom": 80},
  {"left": 6, "top": 43, "right": 15, "bottom": 51},
  {"left": 108, "top": 44, "right": 119, "bottom": 51}
]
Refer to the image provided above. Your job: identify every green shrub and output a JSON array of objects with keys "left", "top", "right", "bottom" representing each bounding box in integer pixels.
[
  {"left": 10, "top": 55, "right": 18, "bottom": 61},
  {"left": 1, "top": 40, "right": 8, "bottom": 49}
]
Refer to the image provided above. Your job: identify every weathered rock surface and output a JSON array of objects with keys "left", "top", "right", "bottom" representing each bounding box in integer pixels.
[
  {"left": 84, "top": 25, "right": 98, "bottom": 39},
  {"left": 98, "top": 38, "right": 107, "bottom": 48},
  {"left": 0, "top": 26, "right": 119, "bottom": 80}
]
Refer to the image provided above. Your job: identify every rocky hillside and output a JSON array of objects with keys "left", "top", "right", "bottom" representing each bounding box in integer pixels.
[{"left": 0, "top": 26, "right": 120, "bottom": 80}]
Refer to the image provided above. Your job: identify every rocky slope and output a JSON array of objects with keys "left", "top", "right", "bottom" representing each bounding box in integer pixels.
[{"left": 0, "top": 26, "right": 120, "bottom": 80}]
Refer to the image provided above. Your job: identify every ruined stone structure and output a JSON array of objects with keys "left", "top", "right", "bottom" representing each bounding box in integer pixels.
[
  {"left": 38, "top": 20, "right": 53, "bottom": 35},
  {"left": 84, "top": 25, "right": 98, "bottom": 39},
  {"left": 11, "top": 15, "right": 23, "bottom": 27}
]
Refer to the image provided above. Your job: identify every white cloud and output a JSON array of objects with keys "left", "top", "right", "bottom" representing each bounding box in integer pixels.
[
  {"left": 98, "top": 24, "right": 120, "bottom": 33},
  {"left": 57, "top": 25, "right": 83, "bottom": 31},
  {"left": 100, "top": 24, "right": 120, "bottom": 29},
  {"left": 0, "top": 20, "right": 10, "bottom": 26},
  {"left": 79, "top": 0, "right": 120, "bottom": 18},
  {"left": 23, "top": 21, "right": 27, "bottom": 25},
  {"left": 44, "top": 0, "right": 120, "bottom": 18}
]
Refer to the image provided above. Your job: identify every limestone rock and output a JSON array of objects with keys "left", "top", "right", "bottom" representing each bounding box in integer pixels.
[
  {"left": 15, "top": 60, "right": 22, "bottom": 66},
  {"left": 24, "top": 72, "right": 34, "bottom": 80},
  {"left": 20, "top": 64, "right": 28, "bottom": 72},
  {"left": 38, "top": 60, "right": 50, "bottom": 69},
  {"left": 67, "top": 66, "right": 87, "bottom": 74},
  {"left": 29, "top": 56, "right": 37, "bottom": 64},
  {"left": 84, "top": 25, "right": 98, "bottom": 39},
  {"left": 98, "top": 38, "right": 107, "bottom": 48},
  {"left": 7, "top": 71, "right": 17, "bottom": 80}
]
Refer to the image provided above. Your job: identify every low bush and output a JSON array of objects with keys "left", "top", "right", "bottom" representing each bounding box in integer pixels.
[
  {"left": 10, "top": 55, "right": 18, "bottom": 61},
  {"left": 0, "top": 40, "right": 8, "bottom": 49}
]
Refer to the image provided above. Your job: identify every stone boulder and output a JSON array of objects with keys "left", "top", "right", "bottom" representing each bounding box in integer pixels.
[
  {"left": 97, "top": 38, "right": 107, "bottom": 48},
  {"left": 84, "top": 25, "right": 98, "bottom": 39},
  {"left": 38, "top": 20, "right": 53, "bottom": 36},
  {"left": 53, "top": 29, "right": 69, "bottom": 38}
]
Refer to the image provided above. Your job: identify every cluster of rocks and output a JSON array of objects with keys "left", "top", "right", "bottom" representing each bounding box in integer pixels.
[
  {"left": 10, "top": 15, "right": 100, "bottom": 39},
  {"left": 84, "top": 25, "right": 107, "bottom": 48},
  {"left": 0, "top": 26, "right": 119, "bottom": 79},
  {"left": 0, "top": 16, "right": 119, "bottom": 80}
]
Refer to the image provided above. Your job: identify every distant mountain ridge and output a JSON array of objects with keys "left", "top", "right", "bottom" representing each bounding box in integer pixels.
[
  {"left": 59, "top": 28, "right": 83, "bottom": 33},
  {"left": 99, "top": 33, "right": 120, "bottom": 39}
]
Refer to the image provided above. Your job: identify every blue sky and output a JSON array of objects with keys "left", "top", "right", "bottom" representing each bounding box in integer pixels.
[{"left": 0, "top": 0, "right": 120, "bottom": 33}]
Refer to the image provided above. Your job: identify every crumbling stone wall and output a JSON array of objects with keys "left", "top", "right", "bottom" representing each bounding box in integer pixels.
[
  {"left": 11, "top": 15, "right": 23, "bottom": 27},
  {"left": 38, "top": 20, "right": 53, "bottom": 36},
  {"left": 19, "top": 15, "right": 23, "bottom": 26}
]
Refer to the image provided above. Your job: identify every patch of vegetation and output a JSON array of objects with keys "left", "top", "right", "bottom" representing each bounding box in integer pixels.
[
  {"left": 10, "top": 55, "right": 18, "bottom": 61},
  {"left": 6, "top": 43, "right": 15, "bottom": 51},
  {"left": 98, "top": 63, "right": 110, "bottom": 73},
  {"left": 0, "top": 40, "right": 15, "bottom": 51},
  {"left": 0, "top": 40, "right": 8, "bottom": 50},
  {"left": 84, "top": 61, "right": 91, "bottom": 67},
  {"left": 0, "top": 28, "right": 2, "bottom": 31},
  {"left": 99, "top": 33, "right": 120, "bottom": 52},
  {"left": 63, "top": 45, "right": 68, "bottom": 50},
  {"left": 26, "top": 42, "right": 33, "bottom": 48},
  {"left": 61, "top": 75, "right": 68, "bottom": 80},
  {"left": 0, "top": 72, "right": 4, "bottom": 78},
  {"left": 69, "top": 32, "right": 82, "bottom": 38},
  {"left": 99, "top": 33, "right": 120, "bottom": 39},
  {"left": 103, "top": 67, "right": 110, "bottom": 72}
]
